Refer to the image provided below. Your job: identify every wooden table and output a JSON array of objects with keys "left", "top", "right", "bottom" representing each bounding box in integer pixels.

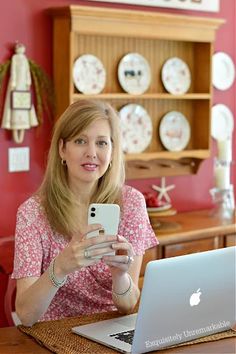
[{"left": 0, "top": 326, "right": 235, "bottom": 354}]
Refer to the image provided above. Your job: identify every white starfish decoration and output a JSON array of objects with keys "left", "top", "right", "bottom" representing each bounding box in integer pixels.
[{"left": 152, "top": 177, "right": 175, "bottom": 204}]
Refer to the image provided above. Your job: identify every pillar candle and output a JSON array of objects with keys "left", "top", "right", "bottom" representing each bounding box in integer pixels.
[
  {"left": 215, "top": 164, "right": 230, "bottom": 189},
  {"left": 217, "top": 139, "right": 232, "bottom": 162}
]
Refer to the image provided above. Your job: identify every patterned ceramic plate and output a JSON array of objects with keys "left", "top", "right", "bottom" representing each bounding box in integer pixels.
[
  {"left": 211, "top": 104, "right": 234, "bottom": 140},
  {"left": 119, "top": 104, "right": 152, "bottom": 153},
  {"left": 161, "top": 57, "right": 191, "bottom": 95},
  {"left": 159, "top": 111, "right": 190, "bottom": 151},
  {"left": 73, "top": 54, "right": 106, "bottom": 94},
  {"left": 118, "top": 53, "right": 151, "bottom": 94},
  {"left": 213, "top": 52, "right": 235, "bottom": 90}
]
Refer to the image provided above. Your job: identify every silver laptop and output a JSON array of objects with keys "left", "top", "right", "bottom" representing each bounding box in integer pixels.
[{"left": 72, "top": 246, "right": 236, "bottom": 353}]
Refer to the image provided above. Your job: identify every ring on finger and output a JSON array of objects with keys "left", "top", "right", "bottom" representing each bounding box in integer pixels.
[
  {"left": 84, "top": 249, "right": 91, "bottom": 259},
  {"left": 127, "top": 255, "right": 134, "bottom": 265}
]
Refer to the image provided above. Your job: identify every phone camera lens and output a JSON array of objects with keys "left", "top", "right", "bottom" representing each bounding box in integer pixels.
[
  {"left": 91, "top": 207, "right": 96, "bottom": 211},
  {"left": 91, "top": 212, "right": 96, "bottom": 217}
]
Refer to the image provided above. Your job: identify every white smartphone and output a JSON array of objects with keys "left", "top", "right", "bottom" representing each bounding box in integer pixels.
[{"left": 87, "top": 203, "right": 120, "bottom": 258}]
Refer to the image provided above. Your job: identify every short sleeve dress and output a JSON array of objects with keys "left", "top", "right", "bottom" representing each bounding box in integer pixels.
[{"left": 12, "top": 185, "right": 158, "bottom": 321}]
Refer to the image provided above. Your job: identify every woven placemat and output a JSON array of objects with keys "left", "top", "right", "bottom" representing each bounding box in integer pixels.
[{"left": 18, "top": 312, "right": 236, "bottom": 354}]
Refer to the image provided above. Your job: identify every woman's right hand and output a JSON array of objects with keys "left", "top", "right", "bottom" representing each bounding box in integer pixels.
[{"left": 54, "top": 224, "right": 118, "bottom": 278}]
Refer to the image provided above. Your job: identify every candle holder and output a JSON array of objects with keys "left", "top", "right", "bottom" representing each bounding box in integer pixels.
[
  {"left": 210, "top": 133, "right": 234, "bottom": 220},
  {"left": 210, "top": 185, "right": 235, "bottom": 220}
]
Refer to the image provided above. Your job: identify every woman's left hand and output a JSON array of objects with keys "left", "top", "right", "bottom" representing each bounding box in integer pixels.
[
  {"left": 102, "top": 235, "right": 135, "bottom": 275},
  {"left": 103, "top": 235, "right": 142, "bottom": 313}
]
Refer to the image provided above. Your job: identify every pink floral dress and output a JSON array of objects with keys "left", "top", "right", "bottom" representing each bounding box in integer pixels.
[{"left": 12, "top": 185, "right": 158, "bottom": 321}]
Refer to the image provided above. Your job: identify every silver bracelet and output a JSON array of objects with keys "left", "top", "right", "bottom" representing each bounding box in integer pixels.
[
  {"left": 48, "top": 257, "right": 67, "bottom": 289},
  {"left": 112, "top": 274, "right": 132, "bottom": 297}
]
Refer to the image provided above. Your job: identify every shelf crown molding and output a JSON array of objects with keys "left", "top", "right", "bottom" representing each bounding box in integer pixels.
[{"left": 50, "top": 5, "right": 224, "bottom": 42}]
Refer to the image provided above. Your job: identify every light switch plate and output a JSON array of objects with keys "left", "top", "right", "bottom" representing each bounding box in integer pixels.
[{"left": 8, "top": 147, "right": 30, "bottom": 172}]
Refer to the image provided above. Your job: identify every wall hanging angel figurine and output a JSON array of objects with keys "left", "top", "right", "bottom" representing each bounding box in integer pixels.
[{"left": 0, "top": 42, "right": 53, "bottom": 143}]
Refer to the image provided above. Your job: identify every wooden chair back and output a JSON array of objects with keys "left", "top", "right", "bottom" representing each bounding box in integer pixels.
[{"left": 0, "top": 236, "right": 15, "bottom": 326}]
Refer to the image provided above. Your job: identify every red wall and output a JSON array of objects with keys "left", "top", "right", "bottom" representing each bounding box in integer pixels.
[{"left": 0, "top": 0, "right": 235, "bottom": 238}]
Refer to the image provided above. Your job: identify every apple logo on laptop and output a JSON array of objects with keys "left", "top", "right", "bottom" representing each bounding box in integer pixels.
[{"left": 189, "top": 288, "right": 202, "bottom": 306}]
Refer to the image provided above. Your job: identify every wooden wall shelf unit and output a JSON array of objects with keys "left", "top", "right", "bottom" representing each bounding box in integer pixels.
[
  {"left": 139, "top": 209, "right": 235, "bottom": 287},
  {"left": 50, "top": 5, "right": 224, "bottom": 179}
]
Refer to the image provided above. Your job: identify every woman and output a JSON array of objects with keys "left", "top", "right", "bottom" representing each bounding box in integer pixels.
[{"left": 12, "top": 99, "right": 158, "bottom": 326}]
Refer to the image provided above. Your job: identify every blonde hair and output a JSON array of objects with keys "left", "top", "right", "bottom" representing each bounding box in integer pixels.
[{"left": 38, "top": 99, "right": 125, "bottom": 237}]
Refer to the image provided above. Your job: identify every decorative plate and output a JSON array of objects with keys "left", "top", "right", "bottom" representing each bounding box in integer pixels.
[
  {"left": 159, "top": 111, "right": 190, "bottom": 151},
  {"left": 119, "top": 104, "right": 152, "bottom": 153},
  {"left": 147, "top": 204, "right": 172, "bottom": 212},
  {"left": 211, "top": 104, "right": 234, "bottom": 140},
  {"left": 212, "top": 52, "right": 235, "bottom": 91},
  {"left": 72, "top": 54, "right": 106, "bottom": 94},
  {"left": 118, "top": 53, "right": 151, "bottom": 94},
  {"left": 161, "top": 57, "right": 191, "bottom": 95}
]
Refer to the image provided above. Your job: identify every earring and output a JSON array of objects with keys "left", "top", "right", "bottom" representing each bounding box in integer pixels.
[
  {"left": 61, "top": 159, "right": 67, "bottom": 166},
  {"left": 109, "top": 161, "right": 112, "bottom": 169}
]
